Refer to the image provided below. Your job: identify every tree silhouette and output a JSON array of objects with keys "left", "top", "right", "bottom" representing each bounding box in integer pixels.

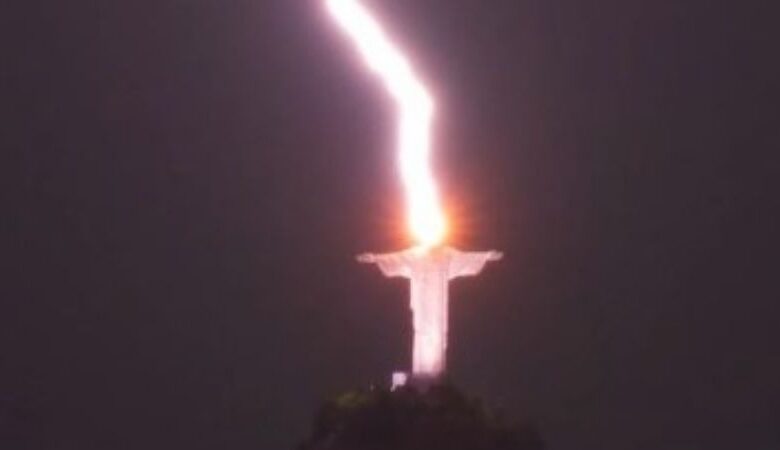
[{"left": 297, "top": 383, "right": 544, "bottom": 450}]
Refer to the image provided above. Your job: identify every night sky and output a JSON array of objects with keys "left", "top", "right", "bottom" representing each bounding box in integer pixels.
[{"left": 2, "top": 0, "right": 778, "bottom": 449}]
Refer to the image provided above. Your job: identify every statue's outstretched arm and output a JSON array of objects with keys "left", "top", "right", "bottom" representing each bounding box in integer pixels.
[
  {"left": 356, "top": 253, "right": 377, "bottom": 263},
  {"left": 356, "top": 251, "right": 411, "bottom": 278},
  {"left": 487, "top": 250, "right": 503, "bottom": 262},
  {"left": 449, "top": 250, "right": 502, "bottom": 279}
]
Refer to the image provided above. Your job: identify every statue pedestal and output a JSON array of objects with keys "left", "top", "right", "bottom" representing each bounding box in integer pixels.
[{"left": 391, "top": 371, "right": 442, "bottom": 392}]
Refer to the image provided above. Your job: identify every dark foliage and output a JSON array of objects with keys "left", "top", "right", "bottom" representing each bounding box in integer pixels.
[{"left": 297, "top": 383, "right": 544, "bottom": 450}]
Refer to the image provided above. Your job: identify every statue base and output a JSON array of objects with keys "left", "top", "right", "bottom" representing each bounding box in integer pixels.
[{"left": 391, "top": 371, "right": 443, "bottom": 392}]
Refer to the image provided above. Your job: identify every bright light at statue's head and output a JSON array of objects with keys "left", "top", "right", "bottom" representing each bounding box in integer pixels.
[
  {"left": 408, "top": 189, "right": 447, "bottom": 248},
  {"left": 410, "top": 207, "right": 446, "bottom": 248},
  {"left": 325, "top": 0, "right": 448, "bottom": 248}
]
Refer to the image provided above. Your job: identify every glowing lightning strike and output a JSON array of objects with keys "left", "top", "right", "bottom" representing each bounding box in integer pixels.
[{"left": 325, "top": 0, "right": 446, "bottom": 247}]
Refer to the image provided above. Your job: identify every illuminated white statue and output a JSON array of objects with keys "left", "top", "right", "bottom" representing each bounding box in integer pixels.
[{"left": 358, "top": 247, "right": 502, "bottom": 378}]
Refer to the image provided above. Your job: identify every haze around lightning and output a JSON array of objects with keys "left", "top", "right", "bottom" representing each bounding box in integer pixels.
[{"left": 325, "top": 0, "right": 446, "bottom": 247}]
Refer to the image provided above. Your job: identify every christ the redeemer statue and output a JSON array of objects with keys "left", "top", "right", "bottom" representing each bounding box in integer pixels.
[{"left": 357, "top": 246, "right": 502, "bottom": 379}]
